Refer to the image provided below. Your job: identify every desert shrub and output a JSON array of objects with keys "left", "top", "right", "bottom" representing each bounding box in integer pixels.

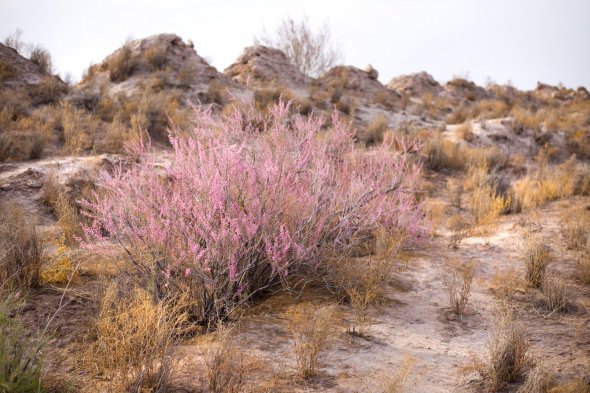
[
  {"left": 0, "top": 202, "right": 42, "bottom": 289},
  {"left": 253, "top": 87, "right": 294, "bottom": 111},
  {"left": 522, "top": 238, "right": 551, "bottom": 289},
  {"left": 28, "top": 44, "right": 52, "bottom": 73},
  {"left": 442, "top": 258, "right": 476, "bottom": 315},
  {"left": 0, "top": 294, "right": 44, "bottom": 392},
  {"left": 89, "top": 283, "right": 187, "bottom": 392},
  {"left": 0, "top": 133, "right": 13, "bottom": 162},
  {"left": 82, "top": 102, "right": 423, "bottom": 325},
  {"left": 364, "top": 115, "right": 389, "bottom": 146},
  {"left": 577, "top": 254, "right": 590, "bottom": 286},
  {"left": 104, "top": 119, "right": 132, "bottom": 153},
  {"left": 204, "top": 324, "right": 244, "bottom": 393},
  {"left": 145, "top": 46, "right": 167, "bottom": 70},
  {"left": 106, "top": 46, "right": 135, "bottom": 82},
  {"left": 540, "top": 277, "right": 570, "bottom": 313},
  {"left": 474, "top": 307, "right": 530, "bottom": 391},
  {"left": 286, "top": 304, "right": 334, "bottom": 379},
  {"left": 516, "top": 364, "right": 551, "bottom": 393}
]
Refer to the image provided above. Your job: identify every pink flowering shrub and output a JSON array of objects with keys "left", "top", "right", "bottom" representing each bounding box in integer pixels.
[{"left": 82, "top": 102, "right": 423, "bottom": 325}]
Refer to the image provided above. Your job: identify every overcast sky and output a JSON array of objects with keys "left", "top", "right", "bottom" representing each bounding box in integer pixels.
[{"left": 1, "top": 0, "right": 588, "bottom": 90}]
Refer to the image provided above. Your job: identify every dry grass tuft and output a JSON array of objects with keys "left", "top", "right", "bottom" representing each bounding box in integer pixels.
[
  {"left": 106, "top": 46, "right": 135, "bottom": 82},
  {"left": 88, "top": 283, "right": 187, "bottom": 392},
  {"left": 516, "top": 363, "right": 551, "bottom": 393},
  {"left": 286, "top": 304, "right": 334, "bottom": 379},
  {"left": 0, "top": 202, "right": 43, "bottom": 289},
  {"left": 465, "top": 164, "right": 510, "bottom": 227},
  {"left": 540, "top": 277, "right": 571, "bottom": 314},
  {"left": 456, "top": 121, "right": 475, "bottom": 142},
  {"left": 447, "top": 213, "right": 471, "bottom": 249},
  {"left": 145, "top": 46, "right": 167, "bottom": 70},
  {"left": 522, "top": 238, "right": 552, "bottom": 289},
  {"left": 204, "top": 324, "right": 245, "bottom": 393},
  {"left": 373, "top": 354, "right": 415, "bottom": 393},
  {"left": 364, "top": 115, "right": 390, "bottom": 146},
  {"left": 442, "top": 258, "right": 476, "bottom": 315},
  {"left": 473, "top": 307, "right": 530, "bottom": 391}
]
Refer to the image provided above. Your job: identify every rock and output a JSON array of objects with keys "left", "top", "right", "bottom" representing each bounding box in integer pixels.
[
  {"left": 386, "top": 71, "right": 442, "bottom": 97},
  {"left": 224, "top": 45, "right": 312, "bottom": 89},
  {"left": 364, "top": 64, "right": 378, "bottom": 80}
]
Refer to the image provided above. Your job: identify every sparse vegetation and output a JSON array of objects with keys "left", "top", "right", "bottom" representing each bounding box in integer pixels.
[
  {"left": 88, "top": 283, "right": 187, "bottom": 392},
  {"left": 204, "top": 324, "right": 245, "bottom": 393}
]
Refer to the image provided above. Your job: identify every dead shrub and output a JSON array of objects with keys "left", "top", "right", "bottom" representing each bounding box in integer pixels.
[
  {"left": 89, "top": 283, "right": 187, "bottom": 392},
  {"left": 522, "top": 238, "right": 551, "bottom": 289},
  {"left": 145, "top": 46, "right": 167, "bottom": 70},
  {"left": 286, "top": 304, "right": 334, "bottom": 379},
  {"left": 105, "top": 119, "right": 131, "bottom": 153},
  {"left": 511, "top": 106, "right": 542, "bottom": 131},
  {"left": 204, "top": 324, "right": 245, "bottom": 393},
  {"left": 106, "top": 46, "right": 135, "bottom": 82},
  {"left": 29, "top": 44, "right": 52, "bottom": 73},
  {"left": 474, "top": 307, "right": 530, "bottom": 391},
  {"left": 0, "top": 202, "right": 43, "bottom": 289},
  {"left": 254, "top": 88, "right": 293, "bottom": 111},
  {"left": 42, "top": 174, "right": 82, "bottom": 246},
  {"left": 442, "top": 258, "right": 476, "bottom": 315},
  {"left": 475, "top": 99, "right": 510, "bottom": 120},
  {"left": 423, "top": 135, "right": 465, "bottom": 171},
  {"left": 540, "top": 277, "right": 570, "bottom": 314}
]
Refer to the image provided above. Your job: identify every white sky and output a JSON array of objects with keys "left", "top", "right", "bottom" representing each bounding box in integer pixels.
[{"left": 1, "top": 0, "right": 588, "bottom": 90}]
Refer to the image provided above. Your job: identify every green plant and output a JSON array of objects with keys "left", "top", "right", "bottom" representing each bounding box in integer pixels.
[{"left": 0, "top": 294, "right": 43, "bottom": 392}]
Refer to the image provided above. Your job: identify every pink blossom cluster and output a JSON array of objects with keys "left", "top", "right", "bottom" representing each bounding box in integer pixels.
[{"left": 82, "top": 102, "right": 423, "bottom": 323}]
